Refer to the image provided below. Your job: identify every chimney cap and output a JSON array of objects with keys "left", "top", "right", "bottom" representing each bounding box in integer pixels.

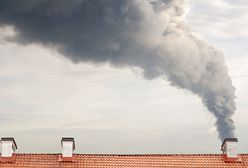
[
  {"left": 1, "top": 137, "right": 18, "bottom": 149},
  {"left": 61, "top": 137, "right": 75, "bottom": 150},
  {"left": 221, "top": 138, "right": 238, "bottom": 148}
]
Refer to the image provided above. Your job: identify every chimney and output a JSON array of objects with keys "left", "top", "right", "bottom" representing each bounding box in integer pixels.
[
  {"left": 1, "top": 137, "right": 17, "bottom": 158},
  {"left": 221, "top": 138, "right": 242, "bottom": 162},
  {"left": 60, "top": 137, "right": 75, "bottom": 162}
]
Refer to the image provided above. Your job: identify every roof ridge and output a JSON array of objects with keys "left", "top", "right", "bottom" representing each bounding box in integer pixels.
[{"left": 2, "top": 153, "right": 248, "bottom": 156}]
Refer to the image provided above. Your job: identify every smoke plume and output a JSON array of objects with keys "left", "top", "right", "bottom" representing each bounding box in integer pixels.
[{"left": 0, "top": 0, "right": 236, "bottom": 141}]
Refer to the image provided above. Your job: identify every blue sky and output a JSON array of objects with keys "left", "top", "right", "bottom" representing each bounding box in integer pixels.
[{"left": 0, "top": 0, "right": 247, "bottom": 154}]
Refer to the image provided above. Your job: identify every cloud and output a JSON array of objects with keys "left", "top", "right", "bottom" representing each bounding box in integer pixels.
[{"left": 187, "top": 0, "right": 248, "bottom": 39}]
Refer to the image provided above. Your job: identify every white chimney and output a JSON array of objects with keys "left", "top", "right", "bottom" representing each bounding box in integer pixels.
[
  {"left": 61, "top": 137, "right": 75, "bottom": 158},
  {"left": 221, "top": 138, "right": 238, "bottom": 158},
  {"left": 1, "top": 137, "right": 17, "bottom": 158}
]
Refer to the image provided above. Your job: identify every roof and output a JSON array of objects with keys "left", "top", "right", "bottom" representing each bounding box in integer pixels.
[{"left": 1, "top": 153, "right": 248, "bottom": 168}]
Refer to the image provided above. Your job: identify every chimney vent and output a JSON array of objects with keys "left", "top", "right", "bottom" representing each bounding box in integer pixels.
[
  {"left": 1, "top": 137, "right": 17, "bottom": 158},
  {"left": 221, "top": 138, "right": 242, "bottom": 162},
  {"left": 221, "top": 138, "right": 238, "bottom": 158},
  {"left": 61, "top": 137, "right": 75, "bottom": 158}
]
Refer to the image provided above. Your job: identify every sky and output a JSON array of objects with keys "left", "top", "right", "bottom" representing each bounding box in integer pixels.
[{"left": 0, "top": 0, "right": 248, "bottom": 154}]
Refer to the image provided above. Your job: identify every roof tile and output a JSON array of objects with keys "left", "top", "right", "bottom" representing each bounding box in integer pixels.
[{"left": 1, "top": 154, "right": 248, "bottom": 168}]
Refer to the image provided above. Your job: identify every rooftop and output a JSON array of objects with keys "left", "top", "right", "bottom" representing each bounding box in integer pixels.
[{"left": 1, "top": 153, "right": 248, "bottom": 168}]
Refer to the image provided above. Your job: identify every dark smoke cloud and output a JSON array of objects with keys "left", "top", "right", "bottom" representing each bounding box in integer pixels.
[{"left": 0, "top": 0, "right": 236, "bottom": 141}]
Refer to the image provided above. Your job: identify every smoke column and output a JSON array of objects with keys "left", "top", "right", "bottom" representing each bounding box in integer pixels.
[{"left": 0, "top": 0, "right": 236, "bottom": 141}]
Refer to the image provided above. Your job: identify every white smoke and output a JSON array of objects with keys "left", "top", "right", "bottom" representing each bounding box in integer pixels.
[{"left": 144, "top": 0, "right": 236, "bottom": 140}]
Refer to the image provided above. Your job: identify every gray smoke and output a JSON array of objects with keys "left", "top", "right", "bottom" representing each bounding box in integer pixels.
[{"left": 0, "top": 0, "right": 236, "bottom": 141}]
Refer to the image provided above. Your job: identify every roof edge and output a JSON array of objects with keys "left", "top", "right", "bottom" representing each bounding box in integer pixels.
[{"left": 1, "top": 153, "right": 248, "bottom": 156}]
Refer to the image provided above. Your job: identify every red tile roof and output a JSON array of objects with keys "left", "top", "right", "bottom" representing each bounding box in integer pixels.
[{"left": 1, "top": 153, "right": 248, "bottom": 168}]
